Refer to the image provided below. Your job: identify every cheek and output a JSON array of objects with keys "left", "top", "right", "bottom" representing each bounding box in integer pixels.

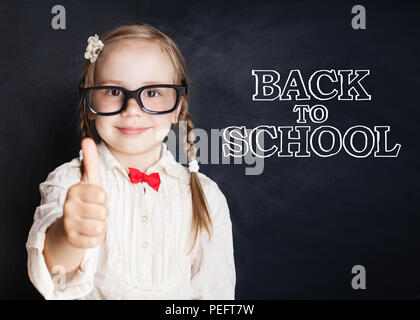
[
  {"left": 152, "top": 116, "right": 173, "bottom": 140},
  {"left": 94, "top": 117, "right": 115, "bottom": 133}
]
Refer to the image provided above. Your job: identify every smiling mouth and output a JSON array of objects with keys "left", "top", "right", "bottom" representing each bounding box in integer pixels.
[{"left": 116, "top": 127, "right": 150, "bottom": 135}]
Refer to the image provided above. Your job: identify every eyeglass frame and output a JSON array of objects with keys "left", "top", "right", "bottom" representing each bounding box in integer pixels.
[{"left": 78, "top": 80, "right": 188, "bottom": 115}]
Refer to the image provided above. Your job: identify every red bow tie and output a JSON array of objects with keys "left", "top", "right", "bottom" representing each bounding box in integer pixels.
[{"left": 128, "top": 167, "right": 161, "bottom": 192}]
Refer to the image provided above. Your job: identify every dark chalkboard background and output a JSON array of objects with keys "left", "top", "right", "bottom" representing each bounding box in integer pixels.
[{"left": 1, "top": 0, "right": 419, "bottom": 299}]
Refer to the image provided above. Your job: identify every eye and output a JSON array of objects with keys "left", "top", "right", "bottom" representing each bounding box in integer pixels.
[
  {"left": 144, "top": 89, "right": 160, "bottom": 98},
  {"left": 106, "top": 88, "right": 123, "bottom": 97}
]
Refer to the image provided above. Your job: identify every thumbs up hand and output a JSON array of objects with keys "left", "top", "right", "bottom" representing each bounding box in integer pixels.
[{"left": 62, "top": 138, "right": 108, "bottom": 248}]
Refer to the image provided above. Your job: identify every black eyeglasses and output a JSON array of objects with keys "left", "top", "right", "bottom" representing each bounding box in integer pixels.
[{"left": 79, "top": 81, "right": 187, "bottom": 115}]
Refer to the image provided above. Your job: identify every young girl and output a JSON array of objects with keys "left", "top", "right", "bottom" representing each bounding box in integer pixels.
[{"left": 25, "top": 23, "right": 236, "bottom": 300}]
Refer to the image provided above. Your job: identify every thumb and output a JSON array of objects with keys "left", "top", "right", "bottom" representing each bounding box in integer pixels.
[{"left": 80, "top": 138, "right": 102, "bottom": 186}]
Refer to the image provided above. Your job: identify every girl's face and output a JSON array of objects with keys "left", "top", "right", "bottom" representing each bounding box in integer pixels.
[{"left": 89, "top": 39, "right": 183, "bottom": 155}]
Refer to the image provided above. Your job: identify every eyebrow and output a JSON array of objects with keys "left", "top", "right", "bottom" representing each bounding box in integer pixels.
[{"left": 96, "top": 80, "right": 172, "bottom": 86}]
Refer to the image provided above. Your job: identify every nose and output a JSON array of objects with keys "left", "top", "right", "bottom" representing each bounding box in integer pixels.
[{"left": 121, "top": 96, "right": 147, "bottom": 117}]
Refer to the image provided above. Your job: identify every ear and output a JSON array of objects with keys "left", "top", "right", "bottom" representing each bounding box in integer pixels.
[{"left": 171, "top": 95, "right": 184, "bottom": 124}]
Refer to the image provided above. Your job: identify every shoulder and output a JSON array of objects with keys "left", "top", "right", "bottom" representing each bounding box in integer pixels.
[
  {"left": 38, "top": 156, "right": 82, "bottom": 205},
  {"left": 195, "top": 171, "right": 232, "bottom": 227},
  {"left": 195, "top": 171, "right": 219, "bottom": 195},
  {"left": 41, "top": 156, "right": 82, "bottom": 191}
]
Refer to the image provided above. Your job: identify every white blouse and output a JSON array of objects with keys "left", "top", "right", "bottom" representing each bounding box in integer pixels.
[{"left": 26, "top": 140, "right": 236, "bottom": 300}]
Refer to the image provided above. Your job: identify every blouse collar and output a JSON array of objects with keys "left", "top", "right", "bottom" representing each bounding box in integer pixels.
[{"left": 96, "top": 140, "right": 190, "bottom": 184}]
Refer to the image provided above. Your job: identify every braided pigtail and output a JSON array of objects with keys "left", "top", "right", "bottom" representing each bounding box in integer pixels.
[{"left": 179, "top": 109, "right": 213, "bottom": 254}]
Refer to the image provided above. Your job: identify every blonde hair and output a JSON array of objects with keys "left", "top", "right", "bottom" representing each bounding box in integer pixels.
[{"left": 77, "top": 23, "right": 213, "bottom": 254}]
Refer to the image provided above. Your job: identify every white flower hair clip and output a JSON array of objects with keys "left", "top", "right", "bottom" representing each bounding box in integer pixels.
[
  {"left": 84, "top": 34, "right": 104, "bottom": 63},
  {"left": 188, "top": 159, "right": 199, "bottom": 173}
]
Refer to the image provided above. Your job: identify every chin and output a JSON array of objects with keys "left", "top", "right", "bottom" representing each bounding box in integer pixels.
[{"left": 123, "top": 138, "right": 160, "bottom": 154}]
